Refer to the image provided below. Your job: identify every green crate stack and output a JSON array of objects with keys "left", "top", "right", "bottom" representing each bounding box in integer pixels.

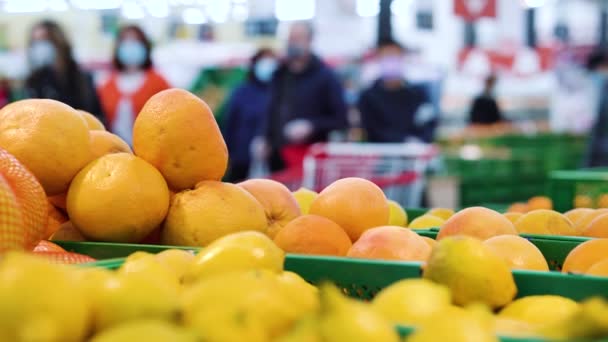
[
  {"left": 442, "top": 134, "right": 586, "bottom": 207},
  {"left": 549, "top": 168, "right": 608, "bottom": 212}
]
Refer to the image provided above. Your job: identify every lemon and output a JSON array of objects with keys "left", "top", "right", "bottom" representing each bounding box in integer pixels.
[
  {"left": 182, "top": 270, "right": 300, "bottom": 339},
  {"left": 90, "top": 319, "right": 198, "bottom": 342},
  {"left": 184, "top": 231, "right": 284, "bottom": 283},
  {"left": 498, "top": 295, "right": 579, "bottom": 329},
  {"left": 494, "top": 318, "right": 540, "bottom": 338},
  {"left": 155, "top": 249, "right": 195, "bottom": 281},
  {"left": 423, "top": 236, "right": 517, "bottom": 309},
  {"left": 408, "top": 214, "right": 444, "bottom": 230},
  {"left": 94, "top": 271, "right": 180, "bottom": 331},
  {"left": 0, "top": 252, "right": 90, "bottom": 342},
  {"left": 276, "top": 315, "right": 321, "bottom": 342},
  {"left": 388, "top": 200, "right": 408, "bottom": 227},
  {"left": 406, "top": 305, "right": 498, "bottom": 342},
  {"left": 292, "top": 187, "right": 318, "bottom": 215},
  {"left": 427, "top": 208, "right": 455, "bottom": 220},
  {"left": 318, "top": 284, "right": 399, "bottom": 342},
  {"left": 118, "top": 253, "right": 181, "bottom": 291},
  {"left": 277, "top": 271, "right": 319, "bottom": 317},
  {"left": 372, "top": 279, "right": 452, "bottom": 326}
]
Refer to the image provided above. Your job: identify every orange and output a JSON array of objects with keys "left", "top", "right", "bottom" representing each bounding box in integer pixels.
[
  {"left": 598, "top": 194, "right": 608, "bottom": 208},
  {"left": 507, "top": 203, "right": 528, "bottom": 213},
  {"left": 67, "top": 153, "right": 170, "bottom": 243},
  {"left": 562, "top": 239, "right": 608, "bottom": 273},
  {"left": 133, "top": 88, "right": 228, "bottom": 191},
  {"left": 347, "top": 226, "right": 431, "bottom": 261},
  {"left": 162, "top": 181, "right": 267, "bottom": 247},
  {"left": 45, "top": 201, "right": 68, "bottom": 239},
  {"left": 48, "top": 192, "right": 67, "bottom": 210},
  {"left": 483, "top": 235, "right": 549, "bottom": 271},
  {"left": 78, "top": 110, "right": 105, "bottom": 130},
  {"left": 274, "top": 214, "right": 352, "bottom": 256},
  {"left": 0, "top": 99, "right": 91, "bottom": 195},
  {"left": 527, "top": 196, "right": 553, "bottom": 210},
  {"left": 427, "top": 208, "right": 455, "bottom": 220},
  {"left": 437, "top": 207, "right": 517, "bottom": 241},
  {"left": 586, "top": 259, "right": 608, "bottom": 277},
  {"left": 574, "top": 195, "right": 594, "bottom": 209},
  {"left": 573, "top": 209, "right": 608, "bottom": 234},
  {"left": 0, "top": 148, "right": 48, "bottom": 252},
  {"left": 513, "top": 210, "right": 576, "bottom": 236},
  {"left": 89, "top": 131, "right": 132, "bottom": 161},
  {"left": 564, "top": 208, "right": 594, "bottom": 226},
  {"left": 582, "top": 213, "right": 608, "bottom": 238},
  {"left": 238, "top": 179, "right": 301, "bottom": 238},
  {"left": 49, "top": 221, "right": 86, "bottom": 242},
  {"left": 309, "top": 178, "right": 389, "bottom": 241},
  {"left": 503, "top": 212, "right": 523, "bottom": 224},
  {"left": 421, "top": 236, "right": 437, "bottom": 249}
]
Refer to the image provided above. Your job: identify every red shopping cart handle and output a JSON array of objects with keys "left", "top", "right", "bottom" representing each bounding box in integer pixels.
[{"left": 357, "top": 171, "right": 419, "bottom": 189}]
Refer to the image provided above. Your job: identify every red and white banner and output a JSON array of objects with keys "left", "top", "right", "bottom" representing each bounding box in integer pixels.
[{"left": 454, "top": 0, "right": 496, "bottom": 21}]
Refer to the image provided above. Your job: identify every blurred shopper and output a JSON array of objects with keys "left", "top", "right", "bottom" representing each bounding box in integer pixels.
[
  {"left": 224, "top": 48, "right": 277, "bottom": 182},
  {"left": 257, "top": 22, "right": 348, "bottom": 171},
  {"left": 469, "top": 74, "right": 504, "bottom": 125},
  {"left": 358, "top": 40, "right": 435, "bottom": 143},
  {"left": 25, "top": 20, "right": 103, "bottom": 119},
  {"left": 98, "top": 25, "right": 170, "bottom": 145},
  {"left": 586, "top": 50, "right": 608, "bottom": 166}
]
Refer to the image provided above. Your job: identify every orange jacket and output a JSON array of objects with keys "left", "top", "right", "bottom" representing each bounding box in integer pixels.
[{"left": 98, "top": 69, "right": 170, "bottom": 129}]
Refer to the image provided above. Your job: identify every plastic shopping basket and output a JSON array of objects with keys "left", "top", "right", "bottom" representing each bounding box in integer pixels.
[{"left": 274, "top": 142, "right": 439, "bottom": 208}]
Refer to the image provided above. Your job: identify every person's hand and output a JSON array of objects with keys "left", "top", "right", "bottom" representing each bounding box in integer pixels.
[
  {"left": 250, "top": 136, "right": 269, "bottom": 160},
  {"left": 284, "top": 119, "right": 313, "bottom": 143}
]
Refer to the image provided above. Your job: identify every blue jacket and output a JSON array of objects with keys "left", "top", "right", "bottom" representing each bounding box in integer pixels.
[
  {"left": 223, "top": 80, "right": 271, "bottom": 165},
  {"left": 263, "top": 55, "right": 348, "bottom": 147}
]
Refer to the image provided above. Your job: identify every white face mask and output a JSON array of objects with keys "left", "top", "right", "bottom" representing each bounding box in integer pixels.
[{"left": 29, "top": 40, "right": 56, "bottom": 70}]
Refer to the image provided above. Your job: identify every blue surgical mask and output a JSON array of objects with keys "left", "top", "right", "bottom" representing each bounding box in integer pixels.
[
  {"left": 117, "top": 40, "right": 147, "bottom": 68},
  {"left": 379, "top": 55, "right": 403, "bottom": 81},
  {"left": 254, "top": 58, "right": 277, "bottom": 83},
  {"left": 29, "top": 40, "right": 56, "bottom": 70}
]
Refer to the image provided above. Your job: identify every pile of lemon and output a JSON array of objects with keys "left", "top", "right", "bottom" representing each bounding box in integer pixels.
[{"left": 3, "top": 230, "right": 608, "bottom": 342}]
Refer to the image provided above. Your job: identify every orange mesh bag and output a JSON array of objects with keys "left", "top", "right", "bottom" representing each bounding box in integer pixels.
[
  {"left": 33, "top": 240, "right": 66, "bottom": 253},
  {"left": 33, "top": 251, "right": 96, "bottom": 264},
  {"left": 0, "top": 148, "right": 48, "bottom": 252}
]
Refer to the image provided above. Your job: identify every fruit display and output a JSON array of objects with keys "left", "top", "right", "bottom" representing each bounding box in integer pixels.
[{"left": 3, "top": 92, "right": 608, "bottom": 340}]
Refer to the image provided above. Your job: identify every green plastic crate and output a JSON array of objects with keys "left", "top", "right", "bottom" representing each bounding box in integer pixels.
[
  {"left": 549, "top": 168, "right": 608, "bottom": 212},
  {"left": 417, "top": 230, "right": 591, "bottom": 271}
]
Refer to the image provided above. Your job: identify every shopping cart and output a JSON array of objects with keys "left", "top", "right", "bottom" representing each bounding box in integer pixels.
[{"left": 271, "top": 142, "right": 439, "bottom": 208}]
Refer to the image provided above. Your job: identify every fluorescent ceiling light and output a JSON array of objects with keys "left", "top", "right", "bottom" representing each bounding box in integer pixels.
[
  {"left": 391, "top": 0, "right": 413, "bottom": 16},
  {"left": 523, "top": 0, "right": 546, "bottom": 8},
  {"left": 275, "top": 0, "right": 315, "bottom": 21},
  {"left": 232, "top": 3, "right": 248, "bottom": 22},
  {"left": 145, "top": 0, "right": 170, "bottom": 18},
  {"left": 71, "top": 0, "right": 123, "bottom": 10},
  {"left": 208, "top": 0, "right": 230, "bottom": 23},
  {"left": 182, "top": 7, "right": 207, "bottom": 24},
  {"left": 356, "top": 0, "right": 380, "bottom": 17},
  {"left": 48, "top": 0, "right": 69, "bottom": 11},
  {"left": 122, "top": 2, "right": 145, "bottom": 19},
  {"left": 4, "top": 0, "right": 47, "bottom": 13}
]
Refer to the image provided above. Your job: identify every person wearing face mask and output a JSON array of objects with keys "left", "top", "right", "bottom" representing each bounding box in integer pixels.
[
  {"left": 98, "top": 25, "right": 170, "bottom": 145},
  {"left": 469, "top": 74, "right": 504, "bottom": 126},
  {"left": 255, "top": 21, "right": 348, "bottom": 172},
  {"left": 223, "top": 48, "right": 277, "bottom": 182},
  {"left": 25, "top": 20, "right": 104, "bottom": 119},
  {"left": 358, "top": 40, "right": 435, "bottom": 143}
]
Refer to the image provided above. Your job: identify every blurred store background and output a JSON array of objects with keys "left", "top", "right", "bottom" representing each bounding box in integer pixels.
[{"left": 1, "top": 0, "right": 607, "bottom": 210}]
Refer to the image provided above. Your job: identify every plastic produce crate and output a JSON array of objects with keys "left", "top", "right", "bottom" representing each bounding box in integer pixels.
[
  {"left": 417, "top": 230, "right": 591, "bottom": 271},
  {"left": 549, "top": 168, "right": 608, "bottom": 212}
]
